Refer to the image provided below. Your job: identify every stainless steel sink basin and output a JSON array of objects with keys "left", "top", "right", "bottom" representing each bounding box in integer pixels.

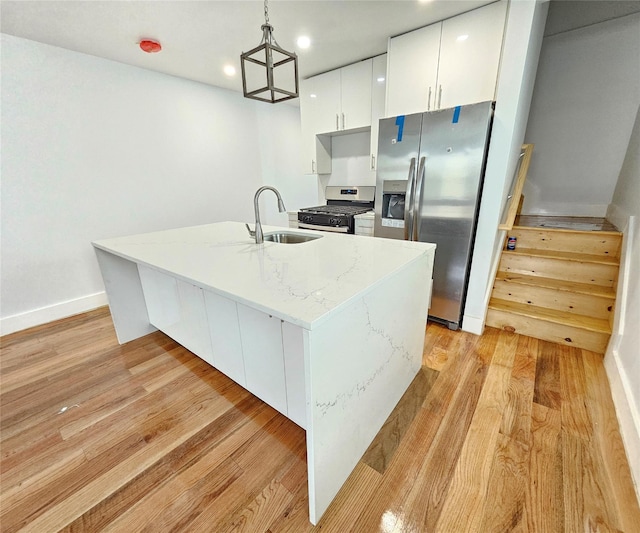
[{"left": 263, "top": 232, "right": 322, "bottom": 244}]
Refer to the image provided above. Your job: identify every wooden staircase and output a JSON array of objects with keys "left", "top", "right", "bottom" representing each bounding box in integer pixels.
[{"left": 486, "top": 224, "right": 622, "bottom": 353}]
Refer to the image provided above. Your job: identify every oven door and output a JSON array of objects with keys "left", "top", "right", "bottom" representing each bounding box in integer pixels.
[{"left": 298, "top": 222, "right": 350, "bottom": 233}]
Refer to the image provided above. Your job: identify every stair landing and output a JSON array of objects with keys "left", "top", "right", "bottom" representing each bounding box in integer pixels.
[{"left": 514, "top": 215, "right": 619, "bottom": 232}]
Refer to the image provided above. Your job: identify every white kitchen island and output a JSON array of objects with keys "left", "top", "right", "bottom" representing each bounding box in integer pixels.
[{"left": 93, "top": 221, "right": 435, "bottom": 525}]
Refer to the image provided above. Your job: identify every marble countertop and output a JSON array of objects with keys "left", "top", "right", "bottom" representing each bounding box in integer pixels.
[{"left": 93, "top": 222, "right": 435, "bottom": 330}]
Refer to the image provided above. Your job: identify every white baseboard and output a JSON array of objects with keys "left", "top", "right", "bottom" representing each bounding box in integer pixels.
[
  {"left": 461, "top": 314, "right": 484, "bottom": 335},
  {"left": 462, "top": 229, "right": 506, "bottom": 336},
  {"left": 0, "top": 292, "right": 108, "bottom": 336},
  {"left": 522, "top": 203, "right": 609, "bottom": 218},
  {"left": 605, "top": 349, "right": 640, "bottom": 501}
]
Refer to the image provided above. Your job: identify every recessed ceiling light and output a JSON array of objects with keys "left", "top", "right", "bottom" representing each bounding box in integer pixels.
[
  {"left": 297, "top": 36, "right": 311, "bottom": 49},
  {"left": 310, "top": 94, "right": 317, "bottom": 98},
  {"left": 457, "top": 34, "right": 469, "bottom": 41},
  {"left": 377, "top": 77, "right": 385, "bottom": 83},
  {"left": 223, "top": 65, "right": 236, "bottom": 76}
]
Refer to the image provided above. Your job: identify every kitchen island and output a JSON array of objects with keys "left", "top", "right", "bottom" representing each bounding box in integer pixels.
[{"left": 93, "top": 221, "right": 435, "bottom": 524}]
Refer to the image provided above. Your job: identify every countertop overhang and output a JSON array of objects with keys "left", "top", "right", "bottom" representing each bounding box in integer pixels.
[{"left": 92, "top": 221, "right": 436, "bottom": 330}]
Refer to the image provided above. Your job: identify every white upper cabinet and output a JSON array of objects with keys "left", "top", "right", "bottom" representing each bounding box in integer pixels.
[
  {"left": 300, "top": 59, "right": 373, "bottom": 174},
  {"left": 437, "top": 1, "right": 507, "bottom": 109},
  {"left": 301, "top": 69, "right": 341, "bottom": 135},
  {"left": 370, "top": 53, "right": 387, "bottom": 171},
  {"left": 302, "top": 59, "right": 373, "bottom": 134},
  {"left": 386, "top": 1, "right": 507, "bottom": 116},
  {"left": 339, "top": 59, "right": 373, "bottom": 131},
  {"left": 386, "top": 22, "right": 442, "bottom": 117}
]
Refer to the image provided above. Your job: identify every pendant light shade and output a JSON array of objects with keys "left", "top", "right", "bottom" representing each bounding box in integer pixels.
[{"left": 240, "top": 1, "right": 299, "bottom": 103}]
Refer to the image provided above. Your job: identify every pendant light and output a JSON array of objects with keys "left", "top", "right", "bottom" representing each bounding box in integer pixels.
[{"left": 240, "top": 0, "right": 299, "bottom": 103}]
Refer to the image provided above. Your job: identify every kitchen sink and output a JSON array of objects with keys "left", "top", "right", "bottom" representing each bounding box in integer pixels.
[{"left": 264, "top": 232, "right": 322, "bottom": 244}]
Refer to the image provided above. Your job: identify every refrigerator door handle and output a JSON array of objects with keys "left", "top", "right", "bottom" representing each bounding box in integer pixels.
[
  {"left": 404, "top": 157, "right": 417, "bottom": 240},
  {"left": 413, "top": 156, "right": 426, "bottom": 241}
]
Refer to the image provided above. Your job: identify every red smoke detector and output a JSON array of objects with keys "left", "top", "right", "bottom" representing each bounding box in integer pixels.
[{"left": 139, "top": 40, "right": 162, "bottom": 53}]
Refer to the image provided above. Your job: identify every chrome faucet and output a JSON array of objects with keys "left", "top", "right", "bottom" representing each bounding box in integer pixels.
[{"left": 246, "top": 186, "right": 286, "bottom": 244}]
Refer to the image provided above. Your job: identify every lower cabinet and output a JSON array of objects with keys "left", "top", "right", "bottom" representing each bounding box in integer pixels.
[
  {"left": 138, "top": 264, "right": 306, "bottom": 428},
  {"left": 138, "top": 264, "right": 214, "bottom": 365},
  {"left": 236, "top": 304, "right": 288, "bottom": 417},
  {"left": 203, "top": 290, "right": 246, "bottom": 387}
]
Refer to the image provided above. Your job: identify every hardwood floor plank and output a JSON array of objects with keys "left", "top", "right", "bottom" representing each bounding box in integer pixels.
[
  {"left": 347, "top": 406, "right": 445, "bottom": 532},
  {"left": 313, "top": 462, "right": 381, "bottom": 532},
  {"left": 383, "top": 332, "right": 495, "bottom": 533},
  {"left": 500, "top": 335, "right": 537, "bottom": 445},
  {"left": 17, "top": 393, "right": 240, "bottom": 533},
  {"left": 186, "top": 418, "right": 306, "bottom": 533},
  {"left": 434, "top": 330, "right": 519, "bottom": 532},
  {"left": 478, "top": 433, "right": 529, "bottom": 532},
  {"left": 533, "top": 339, "right": 562, "bottom": 410},
  {"left": 582, "top": 349, "right": 640, "bottom": 531},
  {"left": 267, "top": 483, "right": 314, "bottom": 533},
  {"left": 61, "top": 395, "right": 275, "bottom": 532},
  {"left": 559, "top": 345, "right": 593, "bottom": 440},
  {"left": 526, "top": 402, "right": 564, "bottom": 532},
  {"left": 361, "top": 366, "right": 438, "bottom": 474},
  {"left": 3, "top": 309, "right": 639, "bottom": 532},
  {"left": 222, "top": 479, "right": 295, "bottom": 533}
]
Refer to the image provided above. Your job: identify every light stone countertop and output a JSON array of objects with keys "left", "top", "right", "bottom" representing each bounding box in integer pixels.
[{"left": 93, "top": 221, "right": 435, "bottom": 330}]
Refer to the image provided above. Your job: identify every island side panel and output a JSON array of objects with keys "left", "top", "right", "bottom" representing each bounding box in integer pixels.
[
  {"left": 93, "top": 248, "right": 157, "bottom": 344},
  {"left": 305, "top": 251, "right": 433, "bottom": 524}
]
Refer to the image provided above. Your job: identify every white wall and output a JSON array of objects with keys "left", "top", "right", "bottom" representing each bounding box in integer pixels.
[
  {"left": 522, "top": 12, "right": 640, "bottom": 216},
  {"left": 0, "top": 34, "right": 316, "bottom": 334},
  {"left": 462, "top": 0, "right": 549, "bottom": 334},
  {"left": 605, "top": 103, "right": 640, "bottom": 496},
  {"left": 316, "top": 131, "right": 376, "bottom": 203}
]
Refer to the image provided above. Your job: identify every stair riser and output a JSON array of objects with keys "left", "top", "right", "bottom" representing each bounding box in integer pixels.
[
  {"left": 506, "top": 228, "right": 621, "bottom": 258},
  {"left": 499, "top": 254, "right": 618, "bottom": 287},
  {"left": 492, "top": 280, "right": 614, "bottom": 320},
  {"left": 486, "top": 308, "right": 609, "bottom": 353}
]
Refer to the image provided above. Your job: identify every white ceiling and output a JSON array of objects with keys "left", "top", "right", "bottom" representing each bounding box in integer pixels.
[{"left": 0, "top": 0, "right": 495, "bottom": 99}]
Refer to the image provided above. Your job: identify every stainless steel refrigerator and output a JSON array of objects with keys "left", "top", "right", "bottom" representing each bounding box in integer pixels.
[{"left": 374, "top": 101, "right": 494, "bottom": 329}]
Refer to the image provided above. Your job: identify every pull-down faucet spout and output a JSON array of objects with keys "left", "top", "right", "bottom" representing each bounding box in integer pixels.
[{"left": 246, "top": 186, "right": 286, "bottom": 244}]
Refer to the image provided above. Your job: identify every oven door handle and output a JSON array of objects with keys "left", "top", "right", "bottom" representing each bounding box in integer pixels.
[
  {"left": 404, "top": 157, "right": 417, "bottom": 241},
  {"left": 298, "top": 222, "right": 350, "bottom": 233}
]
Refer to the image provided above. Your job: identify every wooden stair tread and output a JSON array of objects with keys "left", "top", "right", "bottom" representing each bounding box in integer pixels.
[
  {"left": 488, "top": 298, "right": 611, "bottom": 334},
  {"left": 511, "top": 224, "right": 621, "bottom": 236},
  {"left": 495, "top": 272, "right": 616, "bottom": 298},
  {"left": 504, "top": 247, "right": 619, "bottom": 265}
]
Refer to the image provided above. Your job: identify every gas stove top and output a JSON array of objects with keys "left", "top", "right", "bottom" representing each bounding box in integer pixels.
[
  {"left": 299, "top": 204, "right": 373, "bottom": 216},
  {"left": 297, "top": 186, "right": 375, "bottom": 234}
]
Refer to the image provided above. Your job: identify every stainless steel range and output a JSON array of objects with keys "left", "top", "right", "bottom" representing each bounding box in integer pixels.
[{"left": 298, "top": 186, "right": 375, "bottom": 234}]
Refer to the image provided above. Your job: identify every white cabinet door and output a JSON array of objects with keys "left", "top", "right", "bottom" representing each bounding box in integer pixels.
[
  {"left": 370, "top": 53, "right": 387, "bottom": 171},
  {"left": 203, "top": 290, "right": 246, "bottom": 387},
  {"left": 340, "top": 59, "right": 372, "bottom": 130},
  {"left": 138, "top": 265, "right": 213, "bottom": 365},
  {"left": 237, "top": 304, "right": 288, "bottom": 416},
  {"left": 282, "top": 321, "right": 306, "bottom": 428},
  {"left": 437, "top": 0, "right": 507, "bottom": 109},
  {"left": 386, "top": 22, "right": 441, "bottom": 117},
  {"left": 301, "top": 70, "right": 341, "bottom": 135}
]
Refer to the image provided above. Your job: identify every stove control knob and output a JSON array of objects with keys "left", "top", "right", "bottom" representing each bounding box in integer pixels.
[
  {"left": 303, "top": 215, "right": 313, "bottom": 223},
  {"left": 330, "top": 218, "right": 340, "bottom": 226}
]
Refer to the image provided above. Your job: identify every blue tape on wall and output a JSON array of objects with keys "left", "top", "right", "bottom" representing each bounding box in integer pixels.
[
  {"left": 452, "top": 106, "right": 461, "bottom": 124},
  {"left": 395, "top": 115, "right": 405, "bottom": 142}
]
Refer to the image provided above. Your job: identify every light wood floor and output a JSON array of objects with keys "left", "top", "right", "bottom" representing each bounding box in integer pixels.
[{"left": 1, "top": 308, "right": 639, "bottom": 532}]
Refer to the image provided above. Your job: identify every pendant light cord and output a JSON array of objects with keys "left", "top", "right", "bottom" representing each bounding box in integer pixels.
[{"left": 264, "top": 0, "right": 270, "bottom": 25}]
